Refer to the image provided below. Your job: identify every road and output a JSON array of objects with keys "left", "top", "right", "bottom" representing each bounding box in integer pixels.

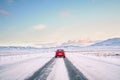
[
  {"left": 0, "top": 52, "right": 120, "bottom": 80},
  {"left": 26, "top": 57, "right": 87, "bottom": 80}
]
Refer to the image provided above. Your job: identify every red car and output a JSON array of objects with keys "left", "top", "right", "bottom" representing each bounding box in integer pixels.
[{"left": 55, "top": 49, "right": 65, "bottom": 58}]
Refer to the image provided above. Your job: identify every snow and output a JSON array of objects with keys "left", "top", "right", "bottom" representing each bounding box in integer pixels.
[
  {"left": 67, "top": 53, "right": 120, "bottom": 80},
  {"left": 91, "top": 38, "right": 120, "bottom": 46},
  {"left": 47, "top": 58, "right": 69, "bottom": 80},
  {"left": 0, "top": 46, "right": 120, "bottom": 80},
  {"left": 0, "top": 51, "right": 54, "bottom": 80}
]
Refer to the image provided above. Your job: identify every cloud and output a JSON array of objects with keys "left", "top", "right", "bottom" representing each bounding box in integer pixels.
[
  {"left": 59, "top": 11, "right": 70, "bottom": 18},
  {"left": 33, "top": 24, "right": 46, "bottom": 30},
  {"left": 8, "top": 0, "right": 14, "bottom": 3},
  {"left": 0, "top": 9, "right": 10, "bottom": 16},
  {"left": 8, "top": 0, "right": 14, "bottom": 5}
]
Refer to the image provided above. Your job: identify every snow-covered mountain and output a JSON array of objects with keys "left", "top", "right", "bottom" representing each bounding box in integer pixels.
[
  {"left": 91, "top": 38, "right": 120, "bottom": 46},
  {"left": 61, "top": 40, "right": 83, "bottom": 47},
  {"left": 0, "top": 40, "right": 83, "bottom": 51},
  {"left": 0, "top": 38, "right": 120, "bottom": 50},
  {"left": 0, "top": 46, "right": 40, "bottom": 50}
]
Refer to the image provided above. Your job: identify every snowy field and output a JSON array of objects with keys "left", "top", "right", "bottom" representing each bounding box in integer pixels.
[{"left": 0, "top": 46, "right": 120, "bottom": 80}]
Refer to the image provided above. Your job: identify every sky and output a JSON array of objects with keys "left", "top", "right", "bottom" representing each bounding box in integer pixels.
[{"left": 0, "top": 0, "right": 120, "bottom": 46}]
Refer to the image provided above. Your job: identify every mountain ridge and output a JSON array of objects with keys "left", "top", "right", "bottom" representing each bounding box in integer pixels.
[{"left": 91, "top": 38, "right": 120, "bottom": 46}]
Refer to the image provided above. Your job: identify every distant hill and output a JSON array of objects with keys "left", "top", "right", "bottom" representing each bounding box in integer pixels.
[
  {"left": 91, "top": 38, "right": 120, "bottom": 46},
  {"left": 0, "top": 46, "right": 39, "bottom": 50},
  {"left": 0, "top": 38, "right": 120, "bottom": 50},
  {"left": 61, "top": 40, "right": 83, "bottom": 47}
]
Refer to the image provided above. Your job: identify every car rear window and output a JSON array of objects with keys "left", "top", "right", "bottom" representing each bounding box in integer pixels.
[{"left": 57, "top": 49, "right": 64, "bottom": 52}]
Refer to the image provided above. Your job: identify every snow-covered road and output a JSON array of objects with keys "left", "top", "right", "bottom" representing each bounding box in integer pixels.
[
  {"left": 0, "top": 52, "right": 120, "bottom": 80},
  {"left": 67, "top": 53, "right": 120, "bottom": 80},
  {"left": 0, "top": 53, "right": 53, "bottom": 80},
  {"left": 26, "top": 57, "right": 87, "bottom": 80},
  {"left": 47, "top": 58, "right": 69, "bottom": 80}
]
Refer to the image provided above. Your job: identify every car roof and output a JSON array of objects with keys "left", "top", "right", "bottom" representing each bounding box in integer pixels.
[{"left": 56, "top": 49, "right": 64, "bottom": 51}]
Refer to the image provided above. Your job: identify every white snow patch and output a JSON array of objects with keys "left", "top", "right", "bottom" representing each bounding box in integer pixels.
[{"left": 47, "top": 58, "right": 69, "bottom": 80}]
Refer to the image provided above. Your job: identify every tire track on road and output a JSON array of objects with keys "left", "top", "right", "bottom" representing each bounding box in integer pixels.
[
  {"left": 26, "top": 57, "right": 55, "bottom": 80},
  {"left": 64, "top": 58, "right": 88, "bottom": 80}
]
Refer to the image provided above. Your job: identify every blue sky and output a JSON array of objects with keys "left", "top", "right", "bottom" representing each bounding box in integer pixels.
[{"left": 0, "top": 0, "right": 120, "bottom": 46}]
